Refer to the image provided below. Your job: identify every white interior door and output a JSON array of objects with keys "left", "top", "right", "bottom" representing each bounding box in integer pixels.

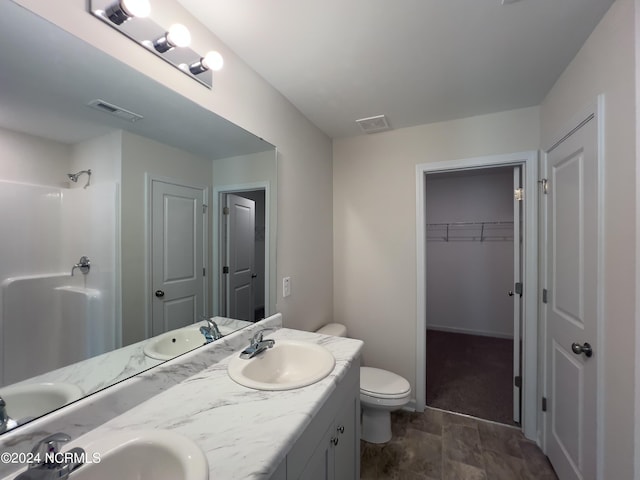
[
  {"left": 512, "top": 166, "right": 522, "bottom": 424},
  {"left": 224, "top": 193, "right": 255, "bottom": 321},
  {"left": 545, "top": 117, "right": 598, "bottom": 480},
  {"left": 151, "top": 180, "right": 205, "bottom": 336}
]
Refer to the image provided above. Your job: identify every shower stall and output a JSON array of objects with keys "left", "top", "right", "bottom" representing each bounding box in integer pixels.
[{"left": 0, "top": 179, "right": 118, "bottom": 386}]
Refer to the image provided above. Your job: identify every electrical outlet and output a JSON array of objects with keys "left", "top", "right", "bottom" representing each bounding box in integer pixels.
[{"left": 283, "top": 277, "right": 291, "bottom": 297}]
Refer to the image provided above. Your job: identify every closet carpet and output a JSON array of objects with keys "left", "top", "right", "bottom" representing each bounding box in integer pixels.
[{"left": 426, "top": 330, "right": 515, "bottom": 426}]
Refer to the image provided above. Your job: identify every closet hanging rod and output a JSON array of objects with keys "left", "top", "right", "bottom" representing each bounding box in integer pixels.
[
  {"left": 426, "top": 221, "right": 514, "bottom": 242},
  {"left": 425, "top": 221, "right": 514, "bottom": 227}
]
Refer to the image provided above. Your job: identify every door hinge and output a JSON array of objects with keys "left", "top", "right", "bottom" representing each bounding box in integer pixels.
[
  {"left": 223, "top": 206, "right": 229, "bottom": 215},
  {"left": 538, "top": 178, "right": 548, "bottom": 194},
  {"left": 514, "top": 376, "right": 522, "bottom": 388},
  {"left": 542, "top": 397, "right": 548, "bottom": 412},
  {"left": 222, "top": 266, "right": 229, "bottom": 274},
  {"left": 514, "top": 188, "right": 524, "bottom": 201},
  {"left": 515, "top": 282, "right": 523, "bottom": 297},
  {"left": 202, "top": 267, "right": 206, "bottom": 276},
  {"left": 202, "top": 204, "right": 208, "bottom": 214},
  {"left": 542, "top": 288, "right": 548, "bottom": 304}
]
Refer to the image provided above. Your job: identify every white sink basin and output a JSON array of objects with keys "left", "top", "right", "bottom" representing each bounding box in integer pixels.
[
  {"left": 143, "top": 322, "right": 238, "bottom": 360},
  {"left": 71, "top": 430, "right": 208, "bottom": 480},
  {"left": 0, "top": 382, "right": 83, "bottom": 422},
  {"left": 227, "top": 340, "right": 335, "bottom": 390},
  {"left": 143, "top": 326, "right": 208, "bottom": 360}
]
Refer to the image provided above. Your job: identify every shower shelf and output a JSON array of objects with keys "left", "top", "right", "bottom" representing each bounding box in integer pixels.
[{"left": 426, "top": 221, "right": 514, "bottom": 242}]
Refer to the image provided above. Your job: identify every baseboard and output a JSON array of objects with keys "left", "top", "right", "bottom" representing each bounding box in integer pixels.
[
  {"left": 404, "top": 399, "right": 418, "bottom": 412},
  {"left": 426, "top": 324, "right": 514, "bottom": 340}
]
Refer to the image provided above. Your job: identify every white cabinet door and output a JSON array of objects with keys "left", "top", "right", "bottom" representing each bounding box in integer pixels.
[
  {"left": 298, "top": 423, "right": 333, "bottom": 480},
  {"left": 334, "top": 394, "right": 359, "bottom": 480}
]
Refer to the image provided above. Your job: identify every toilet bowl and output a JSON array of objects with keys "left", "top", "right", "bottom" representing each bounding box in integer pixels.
[{"left": 316, "top": 323, "right": 411, "bottom": 444}]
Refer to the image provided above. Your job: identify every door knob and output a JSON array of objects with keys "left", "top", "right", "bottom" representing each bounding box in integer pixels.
[
  {"left": 571, "top": 342, "right": 593, "bottom": 358},
  {"left": 155, "top": 290, "right": 165, "bottom": 298},
  {"left": 508, "top": 290, "right": 514, "bottom": 297}
]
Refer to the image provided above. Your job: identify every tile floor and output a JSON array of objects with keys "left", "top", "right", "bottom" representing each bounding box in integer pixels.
[{"left": 360, "top": 407, "right": 558, "bottom": 480}]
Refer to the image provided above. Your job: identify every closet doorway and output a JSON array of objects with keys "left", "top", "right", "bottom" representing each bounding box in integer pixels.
[
  {"left": 415, "top": 151, "right": 538, "bottom": 440},
  {"left": 425, "top": 166, "right": 521, "bottom": 425}
]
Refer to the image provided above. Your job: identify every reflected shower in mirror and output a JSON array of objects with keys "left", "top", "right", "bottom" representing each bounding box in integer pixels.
[{"left": 0, "top": 1, "right": 277, "bottom": 433}]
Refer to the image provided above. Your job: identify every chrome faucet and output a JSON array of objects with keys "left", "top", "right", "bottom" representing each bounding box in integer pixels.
[
  {"left": 239, "top": 327, "right": 276, "bottom": 359},
  {"left": 14, "top": 433, "right": 85, "bottom": 480},
  {"left": 0, "top": 396, "right": 17, "bottom": 433},
  {"left": 199, "top": 316, "right": 223, "bottom": 343},
  {"left": 70, "top": 256, "right": 90, "bottom": 276}
]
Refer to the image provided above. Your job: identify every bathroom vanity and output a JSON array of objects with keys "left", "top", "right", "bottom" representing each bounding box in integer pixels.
[{"left": 0, "top": 318, "right": 363, "bottom": 480}]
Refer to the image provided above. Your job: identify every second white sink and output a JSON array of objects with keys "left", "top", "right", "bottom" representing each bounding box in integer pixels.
[
  {"left": 227, "top": 340, "right": 335, "bottom": 390},
  {"left": 0, "top": 382, "right": 83, "bottom": 422},
  {"left": 144, "top": 322, "right": 237, "bottom": 360},
  {"left": 143, "top": 326, "right": 208, "bottom": 361},
  {"left": 72, "top": 430, "right": 208, "bottom": 480}
]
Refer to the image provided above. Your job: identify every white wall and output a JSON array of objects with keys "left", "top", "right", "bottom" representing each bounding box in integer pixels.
[
  {"left": 426, "top": 168, "right": 514, "bottom": 338},
  {"left": 14, "top": 0, "right": 335, "bottom": 334},
  {"left": 540, "top": 0, "right": 636, "bottom": 478},
  {"left": 333, "top": 106, "right": 540, "bottom": 396},
  {"left": 0, "top": 126, "right": 71, "bottom": 187},
  {"left": 70, "top": 130, "right": 122, "bottom": 186}
]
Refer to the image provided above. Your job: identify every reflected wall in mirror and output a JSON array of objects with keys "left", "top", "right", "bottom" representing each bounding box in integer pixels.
[{"left": 0, "top": 1, "right": 277, "bottom": 433}]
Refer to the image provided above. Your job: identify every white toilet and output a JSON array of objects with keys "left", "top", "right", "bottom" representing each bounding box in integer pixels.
[{"left": 316, "top": 323, "right": 411, "bottom": 444}]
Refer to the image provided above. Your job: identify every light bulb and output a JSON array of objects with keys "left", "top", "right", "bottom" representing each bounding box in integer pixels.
[
  {"left": 105, "top": 0, "right": 150, "bottom": 25},
  {"left": 202, "top": 51, "right": 224, "bottom": 71},
  {"left": 121, "top": 0, "right": 150, "bottom": 18},
  {"left": 166, "top": 24, "right": 191, "bottom": 48}
]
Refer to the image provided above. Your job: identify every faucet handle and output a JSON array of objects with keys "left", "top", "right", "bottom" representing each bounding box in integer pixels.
[
  {"left": 30, "top": 433, "right": 71, "bottom": 466},
  {"left": 251, "top": 327, "right": 277, "bottom": 345}
]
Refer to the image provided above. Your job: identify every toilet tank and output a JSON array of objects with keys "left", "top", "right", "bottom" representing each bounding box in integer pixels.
[{"left": 316, "top": 323, "right": 347, "bottom": 337}]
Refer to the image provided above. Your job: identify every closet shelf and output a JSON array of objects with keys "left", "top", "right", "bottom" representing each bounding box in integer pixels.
[{"left": 426, "top": 221, "right": 514, "bottom": 242}]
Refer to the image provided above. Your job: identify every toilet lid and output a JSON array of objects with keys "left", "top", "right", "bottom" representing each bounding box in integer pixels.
[{"left": 360, "top": 367, "right": 411, "bottom": 398}]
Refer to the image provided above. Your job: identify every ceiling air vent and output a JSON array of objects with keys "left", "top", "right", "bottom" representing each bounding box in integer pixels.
[
  {"left": 356, "top": 114, "right": 390, "bottom": 134},
  {"left": 87, "top": 99, "right": 143, "bottom": 123}
]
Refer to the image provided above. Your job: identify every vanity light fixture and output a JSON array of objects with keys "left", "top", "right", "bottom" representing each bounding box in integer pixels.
[
  {"left": 104, "top": 0, "right": 150, "bottom": 25},
  {"left": 153, "top": 24, "right": 191, "bottom": 53},
  {"left": 89, "top": 0, "right": 223, "bottom": 89},
  {"left": 189, "top": 50, "right": 224, "bottom": 74}
]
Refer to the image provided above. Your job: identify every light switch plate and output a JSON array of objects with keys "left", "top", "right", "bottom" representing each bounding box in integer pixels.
[{"left": 283, "top": 277, "right": 291, "bottom": 297}]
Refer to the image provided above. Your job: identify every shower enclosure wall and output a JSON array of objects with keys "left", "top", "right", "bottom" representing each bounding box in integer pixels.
[{"left": 0, "top": 127, "right": 119, "bottom": 387}]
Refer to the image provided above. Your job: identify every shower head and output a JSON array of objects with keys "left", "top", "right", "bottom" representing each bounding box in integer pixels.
[{"left": 66, "top": 169, "right": 92, "bottom": 188}]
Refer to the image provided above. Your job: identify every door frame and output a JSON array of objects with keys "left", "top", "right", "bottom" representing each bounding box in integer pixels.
[
  {"left": 213, "top": 182, "right": 272, "bottom": 319},
  {"left": 541, "top": 96, "right": 605, "bottom": 479},
  {"left": 415, "top": 151, "right": 538, "bottom": 441},
  {"left": 145, "top": 174, "right": 209, "bottom": 338}
]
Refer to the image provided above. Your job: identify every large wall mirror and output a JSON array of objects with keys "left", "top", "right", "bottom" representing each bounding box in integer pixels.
[{"left": 0, "top": 1, "right": 277, "bottom": 433}]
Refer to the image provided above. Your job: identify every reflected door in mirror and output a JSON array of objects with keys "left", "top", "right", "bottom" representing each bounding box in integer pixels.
[
  {"left": 224, "top": 193, "right": 256, "bottom": 322},
  {"left": 151, "top": 179, "right": 206, "bottom": 336}
]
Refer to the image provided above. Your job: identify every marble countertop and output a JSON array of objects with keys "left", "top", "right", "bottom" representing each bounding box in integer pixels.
[
  {"left": 65, "top": 328, "right": 363, "bottom": 480},
  {"left": 8, "top": 317, "right": 250, "bottom": 396}
]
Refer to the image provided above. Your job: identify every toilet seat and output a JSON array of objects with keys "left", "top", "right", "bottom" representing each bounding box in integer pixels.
[{"left": 360, "top": 367, "right": 411, "bottom": 401}]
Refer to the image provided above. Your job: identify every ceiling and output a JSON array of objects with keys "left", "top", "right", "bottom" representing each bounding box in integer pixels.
[{"left": 178, "top": 0, "right": 614, "bottom": 139}]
